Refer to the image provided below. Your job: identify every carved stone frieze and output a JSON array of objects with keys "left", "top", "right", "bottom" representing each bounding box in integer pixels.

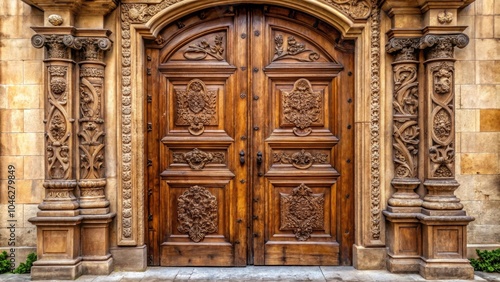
[
  {"left": 369, "top": 1, "right": 382, "bottom": 241},
  {"left": 272, "top": 34, "right": 319, "bottom": 62},
  {"left": 173, "top": 148, "right": 225, "bottom": 170},
  {"left": 177, "top": 185, "right": 218, "bottom": 243},
  {"left": 176, "top": 79, "right": 217, "bottom": 135},
  {"left": 283, "top": 78, "right": 322, "bottom": 136},
  {"left": 280, "top": 183, "right": 324, "bottom": 241},
  {"left": 183, "top": 35, "right": 224, "bottom": 61},
  {"left": 420, "top": 34, "right": 469, "bottom": 60},
  {"left": 273, "top": 149, "right": 328, "bottom": 169}
]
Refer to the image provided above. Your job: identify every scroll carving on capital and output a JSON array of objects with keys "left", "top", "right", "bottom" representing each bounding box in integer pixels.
[
  {"left": 31, "top": 34, "right": 70, "bottom": 59},
  {"left": 386, "top": 38, "right": 420, "bottom": 62},
  {"left": 63, "top": 35, "right": 112, "bottom": 61},
  {"left": 420, "top": 34, "right": 469, "bottom": 60}
]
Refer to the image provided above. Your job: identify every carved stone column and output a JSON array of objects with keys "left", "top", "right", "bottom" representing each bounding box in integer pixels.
[
  {"left": 383, "top": 37, "right": 423, "bottom": 273},
  {"left": 28, "top": 30, "right": 83, "bottom": 280},
  {"left": 65, "top": 33, "right": 116, "bottom": 275},
  {"left": 418, "top": 34, "right": 474, "bottom": 280}
]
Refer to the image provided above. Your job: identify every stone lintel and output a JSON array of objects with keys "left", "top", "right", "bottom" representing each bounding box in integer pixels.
[
  {"left": 387, "top": 29, "right": 423, "bottom": 39},
  {"left": 418, "top": 1, "right": 474, "bottom": 12},
  {"left": 422, "top": 25, "right": 468, "bottom": 35},
  {"left": 352, "top": 245, "right": 387, "bottom": 270},
  {"left": 110, "top": 245, "right": 147, "bottom": 271}
]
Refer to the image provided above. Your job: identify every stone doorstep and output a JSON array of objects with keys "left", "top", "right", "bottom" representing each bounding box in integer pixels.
[{"left": 0, "top": 266, "right": 497, "bottom": 281}]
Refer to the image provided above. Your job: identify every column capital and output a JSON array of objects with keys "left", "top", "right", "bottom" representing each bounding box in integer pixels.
[
  {"left": 386, "top": 37, "right": 420, "bottom": 61},
  {"left": 419, "top": 33, "right": 469, "bottom": 60},
  {"left": 63, "top": 35, "right": 112, "bottom": 62}
]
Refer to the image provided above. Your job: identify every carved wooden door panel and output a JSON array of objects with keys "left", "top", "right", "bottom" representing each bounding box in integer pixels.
[{"left": 146, "top": 5, "right": 354, "bottom": 266}]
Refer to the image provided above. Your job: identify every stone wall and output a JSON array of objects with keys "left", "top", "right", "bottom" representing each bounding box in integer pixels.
[
  {"left": 455, "top": 0, "right": 500, "bottom": 254},
  {"left": 0, "top": 1, "right": 44, "bottom": 267}
]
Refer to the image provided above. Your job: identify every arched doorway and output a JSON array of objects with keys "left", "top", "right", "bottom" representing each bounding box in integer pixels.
[{"left": 144, "top": 4, "right": 355, "bottom": 266}]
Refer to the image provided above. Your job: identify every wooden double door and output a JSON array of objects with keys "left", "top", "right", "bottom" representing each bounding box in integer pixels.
[{"left": 145, "top": 5, "right": 354, "bottom": 266}]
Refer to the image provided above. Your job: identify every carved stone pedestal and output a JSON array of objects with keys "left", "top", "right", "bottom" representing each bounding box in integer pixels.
[
  {"left": 81, "top": 214, "right": 115, "bottom": 275},
  {"left": 418, "top": 214, "right": 474, "bottom": 280},
  {"left": 29, "top": 216, "right": 83, "bottom": 280}
]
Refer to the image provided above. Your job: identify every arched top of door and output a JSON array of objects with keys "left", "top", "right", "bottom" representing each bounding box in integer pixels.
[{"left": 140, "top": 0, "right": 373, "bottom": 39}]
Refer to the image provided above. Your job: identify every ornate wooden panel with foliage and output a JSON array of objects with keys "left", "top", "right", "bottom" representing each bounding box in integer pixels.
[{"left": 145, "top": 4, "right": 354, "bottom": 266}]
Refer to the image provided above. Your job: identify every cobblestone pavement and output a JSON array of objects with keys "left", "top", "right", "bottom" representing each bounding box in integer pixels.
[{"left": 0, "top": 266, "right": 499, "bottom": 281}]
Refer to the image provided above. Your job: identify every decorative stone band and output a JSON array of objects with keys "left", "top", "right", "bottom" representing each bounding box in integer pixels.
[{"left": 39, "top": 180, "right": 79, "bottom": 211}]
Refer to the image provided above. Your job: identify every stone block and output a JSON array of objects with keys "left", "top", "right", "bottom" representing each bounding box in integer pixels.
[
  {"left": 456, "top": 109, "right": 479, "bottom": 132},
  {"left": 455, "top": 35, "right": 474, "bottom": 61},
  {"left": 461, "top": 85, "right": 499, "bottom": 109},
  {"left": 0, "top": 203, "right": 25, "bottom": 228},
  {"left": 0, "top": 246, "right": 36, "bottom": 269},
  {"left": 461, "top": 132, "right": 499, "bottom": 153},
  {"left": 463, "top": 200, "right": 500, "bottom": 225},
  {"left": 476, "top": 0, "right": 495, "bottom": 15},
  {"left": 0, "top": 109, "right": 24, "bottom": 133},
  {"left": 457, "top": 15, "right": 475, "bottom": 40},
  {"left": 23, "top": 61, "right": 43, "bottom": 85},
  {"left": 23, "top": 156, "right": 44, "bottom": 180},
  {"left": 459, "top": 2, "right": 475, "bottom": 16},
  {"left": 456, "top": 174, "right": 500, "bottom": 201},
  {"left": 0, "top": 226, "right": 36, "bottom": 247},
  {"left": 460, "top": 153, "right": 499, "bottom": 174},
  {"left": 468, "top": 224, "right": 500, "bottom": 244},
  {"left": 0, "top": 86, "right": 6, "bottom": 109},
  {"left": 7, "top": 85, "right": 42, "bottom": 109},
  {"left": 475, "top": 16, "right": 494, "bottom": 38},
  {"left": 23, "top": 109, "right": 44, "bottom": 133},
  {"left": 480, "top": 109, "right": 500, "bottom": 131},
  {"left": 0, "top": 16, "right": 38, "bottom": 40},
  {"left": 495, "top": 16, "right": 500, "bottom": 38},
  {"left": 110, "top": 245, "right": 147, "bottom": 271},
  {"left": 0, "top": 0, "right": 28, "bottom": 16},
  {"left": 455, "top": 61, "right": 475, "bottom": 85},
  {"left": 476, "top": 61, "right": 500, "bottom": 84},
  {"left": 0, "top": 61, "right": 24, "bottom": 85},
  {"left": 352, "top": 245, "right": 387, "bottom": 270},
  {"left": 16, "top": 179, "right": 44, "bottom": 204},
  {"left": 0, "top": 156, "right": 23, "bottom": 179},
  {"left": 476, "top": 39, "right": 500, "bottom": 60},
  {"left": 467, "top": 244, "right": 500, "bottom": 258},
  {"left": 0, "top": 132, "right": 44, "bottom": 156},
  {"left": 31, "top": 263, "right": 83, "bottom": 280}
]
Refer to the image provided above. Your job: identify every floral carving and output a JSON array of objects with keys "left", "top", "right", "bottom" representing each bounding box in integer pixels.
[
  {"left": 183, "top": 35, "right": 225, "bottom": 61},
  {"left": 429, "top": 144, "right": 454, "bottom": 177},
  {"left": 31, "top": 34, "right": 70, "bottom": 59},
  {"left": 437, "top": 11, "right": 453, "bottom": 24},
  {"left": 321, "top": 0, "right": 371, "bottom": 19},
  {"left": 392, "top": 65, "right": 418, "bottom": 116},
  {"left": 273, "top": 35, "right": 319, "bottom": 62},
  {"left": 369, "top": 1, "right": 381, "bottom": 241},
  {"left": 173, "top": 148, "right": 225, "bottom": 170},
  {"left": 386, "top": 38, "right": 420, "bottom": 62},
  {"left": 177, "top": 185, "right": 218, "bottom": 242},
  {"left": 393, "top": 120, "right": 419, "bottom": 178},
  {"left": 283, "top": 78, "right": 322, "bottom": 136},
  {"left": 176, "top": 79, "right": 217, "bottom": 135},
  {"left": 273, "top": 150, "right": 328, "bottom": 169},
  {"left": 280, "top": 184, "right": 324, "bottom": 241},
  {"left": 434, "top": 66, "right": 452, "bottom": 95}
]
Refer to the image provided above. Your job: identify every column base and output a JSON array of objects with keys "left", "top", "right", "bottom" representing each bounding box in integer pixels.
[
  {"left": 110, "top": 245, "right": 147, "bottom": 271},
  {"left": 387, "top": 256, "right": 421, "bottom": 273},
  {"left": 352, "top": 245, "right": 387, "bottom": 270},
  {"left": 82, "top": 257, "right": 113, "bottom": 275},
  {"left": 31, "top": 260, "right": 82, "bottom": 280},
  {"left": 419, "top": 259, "right": 474, "bottom": 280}
]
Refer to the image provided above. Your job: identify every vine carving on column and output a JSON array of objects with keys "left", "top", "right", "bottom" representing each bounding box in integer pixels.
[{"left": 429, "top": 62, "right": 455, "bottom": 178}]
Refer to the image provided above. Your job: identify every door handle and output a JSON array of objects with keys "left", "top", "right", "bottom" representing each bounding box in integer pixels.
[
  {"left": 240, "top": 150, "right": 245, "bottom": 165},
  {"left": 256, "top": 151, "right": 263, "bottom": 166}
]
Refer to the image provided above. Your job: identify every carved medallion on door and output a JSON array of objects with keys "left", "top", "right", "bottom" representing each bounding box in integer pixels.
[{"left": 145, "top": 5, "right": 354, "bottom": 267}]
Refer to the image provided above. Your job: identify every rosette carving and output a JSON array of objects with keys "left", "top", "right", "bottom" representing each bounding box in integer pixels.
[
  {"left": 176, "top": 79, "right": 217, "bottom": 135},
  {"left": 177, "top": 185, "right": 218, "bottom": 242},
  {"left": 283, "top": 78, "right": 322, "bottom": 136},
  {"left": 280, "top": 184, "right": 324, "bottom": 241},
  {"left": 173, "top": 148, "right": 225, "bottom": 170}
]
